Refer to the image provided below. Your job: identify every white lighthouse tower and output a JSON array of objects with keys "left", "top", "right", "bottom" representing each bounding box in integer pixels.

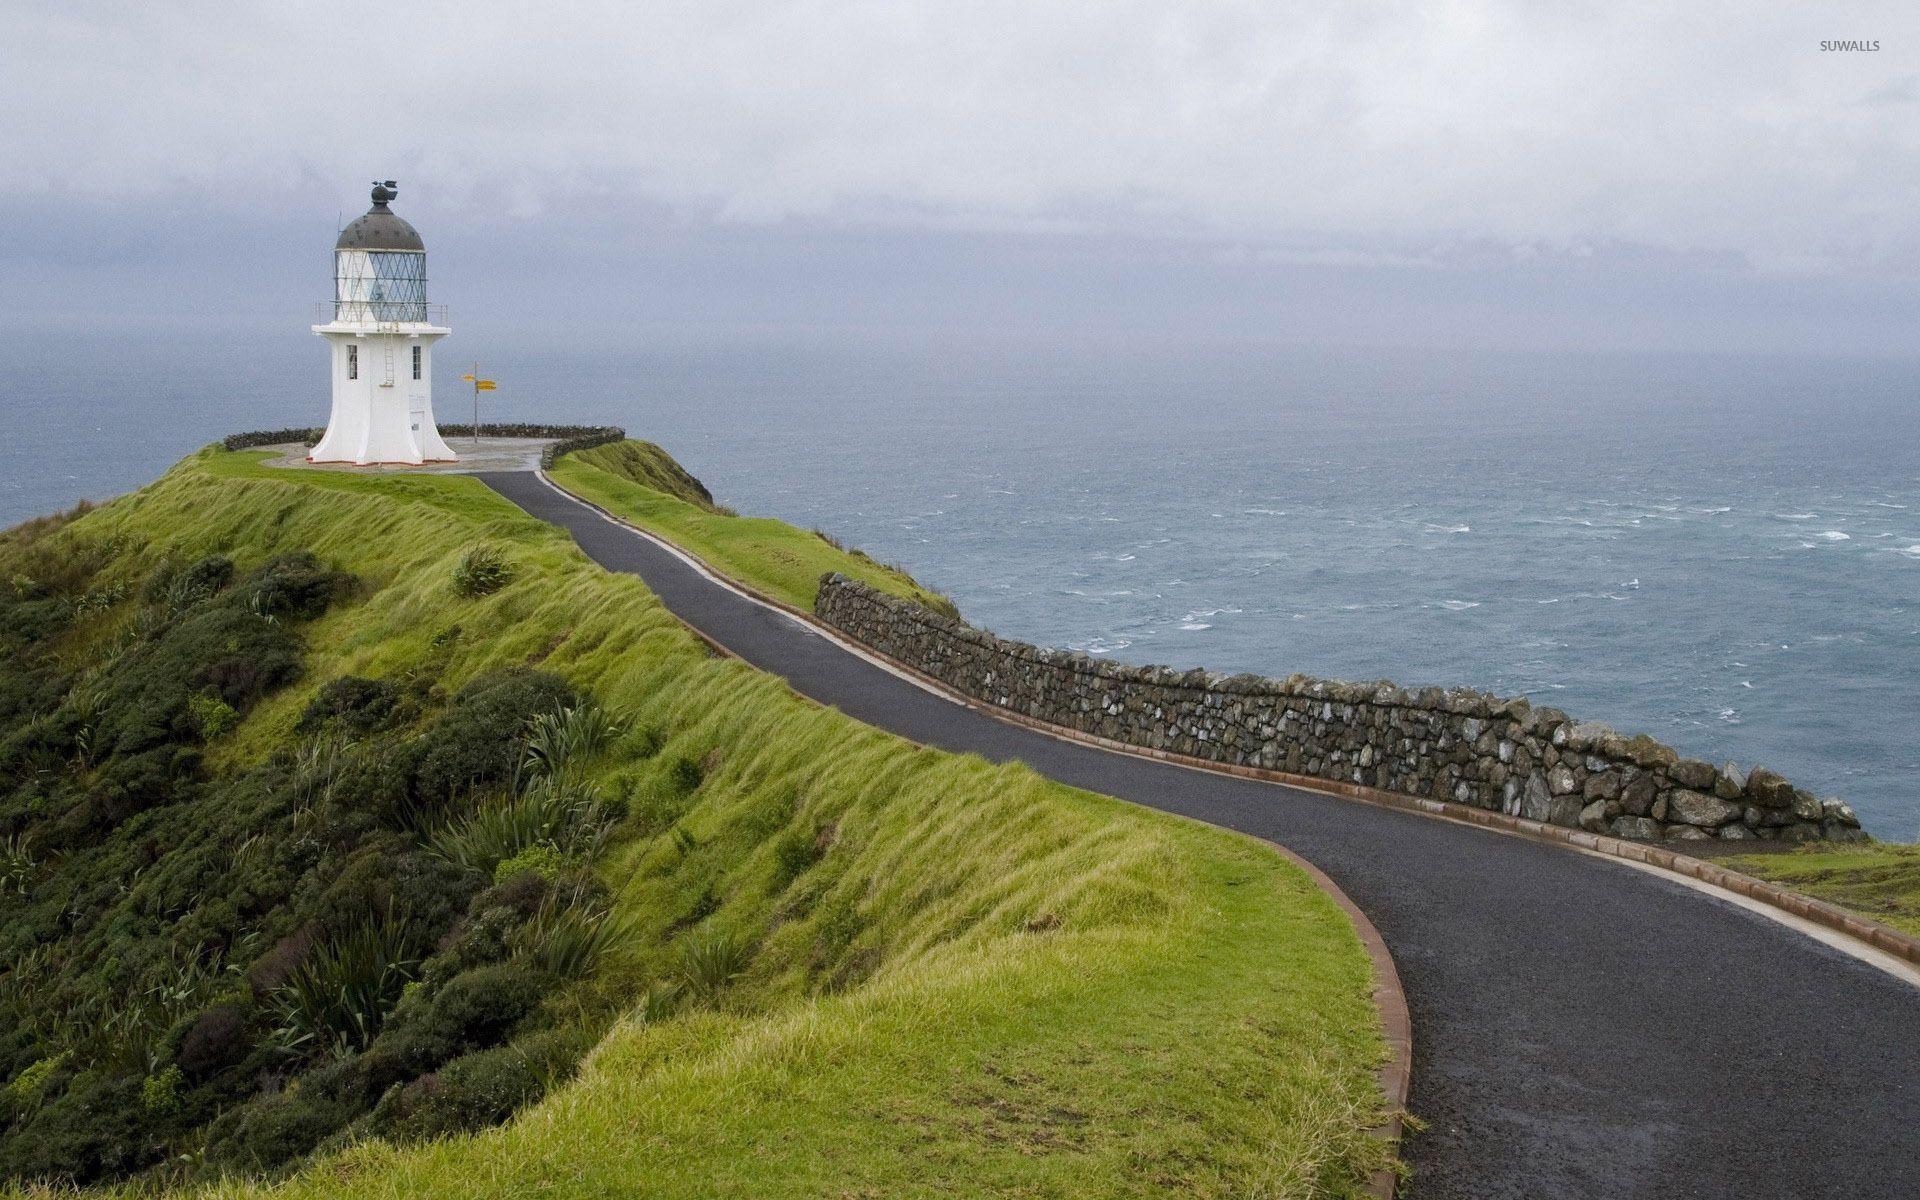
[{"left": 310, "top": 181, "right": 457, "bottom": 464}]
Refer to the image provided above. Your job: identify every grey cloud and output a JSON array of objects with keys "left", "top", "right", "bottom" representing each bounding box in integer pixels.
[{"left": 4, "top": 2, "right": 1918, "bottom": 275}]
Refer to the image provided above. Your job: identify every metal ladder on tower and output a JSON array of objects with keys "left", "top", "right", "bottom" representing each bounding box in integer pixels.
[{"left": 381, "top": 337, "right": 396, "bottom": 388}]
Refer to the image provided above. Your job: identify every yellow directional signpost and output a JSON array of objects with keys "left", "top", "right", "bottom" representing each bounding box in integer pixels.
[{"left": 460, "top": 366, "right": 498, "bottom": 445}]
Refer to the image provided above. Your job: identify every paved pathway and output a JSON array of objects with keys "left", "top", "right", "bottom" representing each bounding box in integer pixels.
[{"left": 484, "top": 470, "right": 1920, "bottom": 1200}]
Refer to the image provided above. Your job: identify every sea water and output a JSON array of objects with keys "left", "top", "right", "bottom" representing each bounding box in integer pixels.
[{"left": 6, "top": 332, "right": 1917, "bottom": 837}]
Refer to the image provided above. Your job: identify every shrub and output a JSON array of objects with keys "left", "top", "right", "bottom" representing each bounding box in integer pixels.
[
  {"left": 371, "top": 1027, "right": 589, "bottom": 1143},
  {"left": 675, "top": 925, "right": 751, "bottom": 1004},
  {"left": 431, "top": 776, "right": 597, "bottom": 877},
  {"left": 177, "top": 554, "right": 235, "bottom": 601},
  {"left": 96, "top": 606, "right": 303, "bottom": 757},
  {"left": 139, "top": 1065, "right": 182, "bottom": 1117},
  {"left": 409, "top": 961, "right": 550, "bottom": 1054},
  {"left": 175, "top": 1003, "right": 253, "bottom": 1079},
  {"left": 203, "top": 1088, "right": 354, "bottom": 1175},
  {"left": 301, "top": 676, "right": 403, "bottom": 736},
  {"left": 451, "top": 546, "right": 513, "bottom": 597},
  {"left": 187, "top": 692, "right": 239, "bottom": 740},
  {"left": 246, "top": 927, "right": 317, "bottom": 996},
  {"left": 493, "top": 843, "right": 563, "bottom": 885},
  {"left": 4, "top": 1053, "right": 68, "bottom": 1113},
  {"left": 321, "top": 742, "right": 413, "bottom": 828},
  {"left": 270, "top": 915, "right": 425, "bottom": 1057},
  {"left": 233, "top": 553, "right": 352, "bottom": 621},
  {"left": 410, "top": 669, "right": 575, "bottom": 805},
  {"left": 510, "top": 899, "right": 626, "bottom": 980},
  {"left": 536, "top": 426, "right": 626, "bottom": 469},
  {"left": 523, "top": 699, "right": 625, "bottom": 780},
  {"left": 469, "top": 869, "right": 556, "bottom": 919},
  {"left": 137, "top": 559, "right": 179, "bottom": 606},
  {"left": 0, "top": 1071, "right": 146, "bottom": 1184}
]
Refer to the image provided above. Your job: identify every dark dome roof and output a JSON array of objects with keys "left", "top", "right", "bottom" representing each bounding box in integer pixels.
[{"left": 335, "top": 181, "right": 424, "bottom": 252}]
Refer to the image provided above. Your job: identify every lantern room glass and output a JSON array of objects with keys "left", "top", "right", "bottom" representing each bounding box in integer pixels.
[{"left": 333, "top": 250, "right": 428, "bottom": 322}]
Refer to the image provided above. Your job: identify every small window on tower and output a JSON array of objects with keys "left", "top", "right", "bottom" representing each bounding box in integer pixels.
[
  {"left": 347, "top": 344, "right": 358, "bottom": 380},
  {"left": 412, "top": 345, "right": 422, "bottom": 380}
]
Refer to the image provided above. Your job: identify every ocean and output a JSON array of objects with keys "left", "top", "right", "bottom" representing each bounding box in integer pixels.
[{"left": 7, "top": 331, "right": 1918, "bottom": 838}]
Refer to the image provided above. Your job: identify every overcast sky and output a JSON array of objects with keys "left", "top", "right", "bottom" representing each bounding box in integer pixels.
[{"left": 4, "top": 3, "right": 1916, "bottom": 353}]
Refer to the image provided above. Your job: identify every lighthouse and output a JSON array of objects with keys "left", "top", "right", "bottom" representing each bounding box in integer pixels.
[{"left": 310, "top": 182, "right": 457, "bottom": 464}]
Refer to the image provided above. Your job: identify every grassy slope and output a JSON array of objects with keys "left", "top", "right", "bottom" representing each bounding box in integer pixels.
[
  {"left": 551, "top": 441, "right": 959, "bottom": 617},
  {"left": 20, "top": 447, "right": 1387, "bottom": 1197},
  {"left": 1722, "top": 844, "right": 1920, "bottom": 937}
]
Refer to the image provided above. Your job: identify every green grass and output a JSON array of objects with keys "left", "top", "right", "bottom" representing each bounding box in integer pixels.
[
  {"left": 11, "top": 447, "right": 1388, "bottom": 1197},
  {"left": 553, "top": 440, "right": 960, "bottom": 616},
  {"left": 1723, "top": 843, "right": 1920, "bottom": 937},
  {"left": 562, "top": 439, "right": 717, "bottom": 508},
  {"left": 200, "top": 448, "right": 512, "bottom": 522}
]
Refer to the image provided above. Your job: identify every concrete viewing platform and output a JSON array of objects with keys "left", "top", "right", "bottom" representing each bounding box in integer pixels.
[{"left": 256, "top": 436, "right": 558, "bottom": 474}]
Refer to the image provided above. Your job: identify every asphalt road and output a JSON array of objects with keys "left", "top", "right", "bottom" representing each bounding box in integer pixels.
[{"left": 484, "top": 470, "right": 1920, "bottom": 1200}]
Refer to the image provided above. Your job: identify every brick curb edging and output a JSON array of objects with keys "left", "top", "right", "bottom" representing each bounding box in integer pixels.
[{"left": 540, "top": 471, "right": 1414, "bottom": 1193}]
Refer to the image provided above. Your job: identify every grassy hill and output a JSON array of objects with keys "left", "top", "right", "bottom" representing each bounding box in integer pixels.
[{"left": 0, "top": 443, "right": 1389, "bottom": 1196}]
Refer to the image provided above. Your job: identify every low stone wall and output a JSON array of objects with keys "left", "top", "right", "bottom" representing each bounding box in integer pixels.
[
  {"left": 815, "top": 575, "right": 1866, "bottom": 844},
  {"left": 220, "top": 424, "right": 624, "bottom": 468},
  {"left": 222, "top": 427, "right": 323, "bottom": 451}
]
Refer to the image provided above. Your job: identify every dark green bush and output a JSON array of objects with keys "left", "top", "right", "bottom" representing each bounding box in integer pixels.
[
  {"left": 175, "top": 1003, "right": 254, "bottom": 1080},
  {"left": 370, "top": 1027, "right": 589, "bottom": 1143},
  {"left": 96, "top": 604, "right": 304, "bottom": 758},
  {"left": 0, "top": 1072, "right": 146, "bottom": 1184},
  {"left": 410, "top": 669, "right": 575, "bottom": 805},
  {"left": 301, "top": 676, "right": 403, "bottom": 736},
  {"left": 178, "top": 554, "right": 235, "bottom": 600},
  {"left": 203, "top": 1088, "right": 356, "bottom": 1175},
  {"left": 416, "top": 961, "right": 552, "bottom": 1051},
  {"left": 233, "top": 553, "right": 352, "bottom": 621},
  {"left": 318, "top": 743, "right": 412, "bottom": 828}
]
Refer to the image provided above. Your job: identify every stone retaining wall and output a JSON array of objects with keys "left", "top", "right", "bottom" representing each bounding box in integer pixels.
[
  {"left": 220, "top": 424, "right": 623, "bottom": 466},
  {"left": 815, "top": 575, "right": 1866, "bottom": 844}
]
